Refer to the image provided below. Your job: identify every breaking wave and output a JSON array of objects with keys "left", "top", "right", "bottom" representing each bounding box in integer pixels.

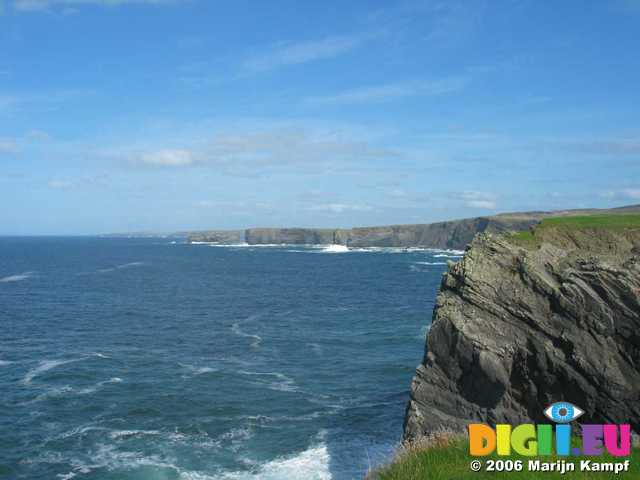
[
  {"left": 231, "top": 322, "right": 263, "bottom": 348},
  {"left": 320, "top": 244, "right": 349, "bottom": 253},
  {"left": 96, "top": 262, "right": 146, "bottom": 274},
  {"left": 22, "top": 354, "right": 108, "bottom": 385},
  {"left": 52, "top": 440, "right": 331, "bottom": 480},
  {"left": 238, "top": 370, "right": 298, "bottom": 392},
  {"left": 22, "top": 359, "right": 79, "bottom": 385},
  {"left": 0, "top": 271, "right": 34, "bottom": 283}
]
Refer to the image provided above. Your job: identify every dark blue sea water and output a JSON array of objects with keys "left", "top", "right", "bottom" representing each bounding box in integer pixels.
[{"left": 0, "top": 238, "right": 460, "bottom": 480}]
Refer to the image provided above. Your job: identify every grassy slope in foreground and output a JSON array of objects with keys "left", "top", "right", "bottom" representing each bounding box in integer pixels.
[
  {"left": 370, "top": 436, "right": 639, "bottom": 480},
  {"left": 510, "top": 213, "right": 640, "bottom": 245}
]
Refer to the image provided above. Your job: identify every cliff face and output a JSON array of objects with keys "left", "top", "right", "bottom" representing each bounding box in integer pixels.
[
  {"left": 404, "top": 227, "right": 640, "bottom": 438},
  {"left": 344, "top": 216, "right": 540, "bottom": 249},
  {"left": 189, "top": 205, "right": 640, "bottom": 249},
  {"left": 187, "top": 230, "right": 244, "bottom": 244},
  {"left": 244, "top": 228, "right": 339, "bottom": 245},
  {"left": 244, "top": 216, "right": 542, "bottom": 249}
]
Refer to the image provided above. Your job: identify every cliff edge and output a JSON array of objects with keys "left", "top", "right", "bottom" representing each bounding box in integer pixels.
[{"left": 404, "top": 215, "right": 640, "bottom": 438}]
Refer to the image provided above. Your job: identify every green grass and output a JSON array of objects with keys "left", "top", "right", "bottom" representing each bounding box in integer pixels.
[
  {"left": 540, "top": 214, "right": 640, "bottom": 229},
  {"left": 371, "top": 437, "right": 640, "bottom": 480},
  {"left": 508, "top": 214, "right": 640, "bottom": 247}
]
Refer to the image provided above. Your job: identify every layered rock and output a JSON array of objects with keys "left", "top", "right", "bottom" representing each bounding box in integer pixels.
[
  {"left": 190, "top": 205, "right": 640, "bottom": 249},
  {"left": 404, "top": 227, "right": 640, "bottom": 438},
  {"left": 244, "top": 215, "right": 543, "bottom": 249},
  {"left": 245, "top": 228, "right": 340, "bottom": 245},
  {"left": 187, "top": 230, "right": 244, "bottom": 244}
]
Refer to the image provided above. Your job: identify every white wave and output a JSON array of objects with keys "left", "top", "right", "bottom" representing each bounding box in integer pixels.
[
  {"left": 433, "top": 253, "right": 462, "bottom": 258},
  {"left": 30, "top": 377, "right": 122, "bottom": 402},
  {"left": 96, "top": 262, "right": 145, "bottom": 274},
  {"left": 22, "top": 354, "right": 106, "bottom": 385},
  {"left": 62, "top": 444, "right": 179, "bottom": 476},
  {"left": 200, "top": 243, "right": 282, "bottom": 247},
  {"left": 346, "top": 246, "right": 440, "bottom": 253},
  {"left": 417, "top": 324, "right": 432, "bottom": 340},
  {"left": 56, "top": 440, "right": 330, "bottom": 480},
  {"left": 57, "top": 473, "right": 77, "bottom": 480},
  {"left": 23, "top": 359, "right": 78, "bottom": 385},
  {"left": 181, "top": 364, "right": 219, "bottom": 376},
  {"left": 0, "top": 360, "right": 13, "bottom": 366},
  {"left": 239, "top": 370, "right": 297, "bottom": 392},
  {"left": 320, "top": 244, "right": 349, "bottom": 253},
  {"left": 208, "top": 243, "right": 251, "bottom": 248},
  {"left": 231, "top": 323, "right": 262, "bottom": 348},
  {"left": 0, "top": 271, "right": 34, "bottom": 283},
  {"left": 413, "top": 261, "right": 448, "bottom": 266},
  {"left": 429, "top": 248, "right": 465, "bottom": 255},
  {"left": 213, "top": 443, "right": 331, "bottom": 480},
  {"left": 109, "top": 429, "right": 161, "bottom": 439},
  {"left": 220, "top": 427, "right": 253, "bottom": 443},
  {"left": 56, "top": 424, "right": 110, "bottom": 440},
  {"left": 77, "top": 377, "right": 122, "bottom": 395},
  {"left": 33, "top": 385, "right": 75, "bottom": 401},
  {"left": 194, "top": 367, "right": 217, "bottom": 375}
]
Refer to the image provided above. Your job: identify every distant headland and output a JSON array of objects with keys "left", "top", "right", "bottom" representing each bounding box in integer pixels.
[{"left": 185, "top": 204, "right": 640, "bottom": 250}]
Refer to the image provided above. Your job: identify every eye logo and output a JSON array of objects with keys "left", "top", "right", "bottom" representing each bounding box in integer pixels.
[{"left": 544, "top": 402, "right": 584, "bottom": 423}]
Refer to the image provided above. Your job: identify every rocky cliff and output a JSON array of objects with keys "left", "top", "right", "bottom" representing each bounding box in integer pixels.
[
  {"left": 244, "top": 228, "right": 339, "bottom": 245},
  {"left": 404, "top": 222, "right": 640, "bottom": 438},
  {"left": 187, "top": 230, "right": 244, "bottom": 244},
  {"left": 244, "top": 214, "right": 544, "bottom": 250},
  {"left": 190, "top": 205, "right": 640, "bottom": 249}
]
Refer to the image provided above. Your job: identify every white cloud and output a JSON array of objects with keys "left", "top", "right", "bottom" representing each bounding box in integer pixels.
[
  {"left": 47, "top": 174, "right": 108, "bottom": 189},
  {"left": 305, "top": 77, "right": 468, "bottom": 105},
  {"left": 466, "top": 199, "right": 496, "bottom": 209},
  {"left": 13, "top": 0, "right": 179, "bottom": 12},
  {"left": 48, "top": 178, "right": 75, "bottom": 189},
  {"left": 26, "top": 130, "right": 51, "bottom": 141},
  {"left": 603, "top": 188, "right": 640, "bottom": 200},
  {"left": 0, "top": 89, "right": 90, "bottom": 113},
  {"left": 622, "top": 189, "right": 640, "bottom": 199},
  {"left": 388, "top": 188, "right": 408, "bottom": 198},
  {"left": 243, "top": 33, "right": 369, "bottom": 72},
  {"left": 308, "top": 203, "right": 373, "bottom": 213},
  {"left": 139, "top": 149, "right": 195, "bottom": 167},
  {"left": 0, "top": 138, "right": 17, "bottom": 154},
  {"left": 123, "top": 128, "right": 394, "bottom": 175},
  {"left": 457, "top": 191, "right": 497, "bottom": 209}
]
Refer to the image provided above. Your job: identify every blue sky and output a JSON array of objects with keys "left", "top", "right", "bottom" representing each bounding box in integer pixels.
[{"left": 1, "top": 0, "right": 639, "bottom": 235}]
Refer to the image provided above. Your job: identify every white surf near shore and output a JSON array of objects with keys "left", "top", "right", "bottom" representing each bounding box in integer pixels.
[
  {"left": 321, "top": 244, "right": 349, "bottom": 253},
  {"left": 53, "top": 440, "right": 331, "bottom": 480}
]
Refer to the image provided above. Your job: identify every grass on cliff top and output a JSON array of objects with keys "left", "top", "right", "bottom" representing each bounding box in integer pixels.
[
  {"left": 510, "top": 214, "right": 640, "bottom": 245},
  {"left": 369, "top": 433, "right": 640, "bottom": 480}
]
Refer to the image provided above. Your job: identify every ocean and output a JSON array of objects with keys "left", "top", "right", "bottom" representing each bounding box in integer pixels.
[{"left": 0, "top": 237, "right": 461, "bottom": 480}]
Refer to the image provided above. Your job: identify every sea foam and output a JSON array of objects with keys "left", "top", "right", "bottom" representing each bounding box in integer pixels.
[
  {"left": 0, "top": 271, "right": 34, "bottom": 283},
  {"left": 22, "top": 354, "right": 107, "bottom": 385},
  {"left": 231, "top": 322, "right": 262, "bottom": 348},
  {"left": 22, "top": 359, "right": 77, "bottom": 385},
  {"left": 321, "top": 244, "right": 349, "bottom": 253},
  {"left": 96, "top": 262, "right": 145, "bottom": 274}
]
